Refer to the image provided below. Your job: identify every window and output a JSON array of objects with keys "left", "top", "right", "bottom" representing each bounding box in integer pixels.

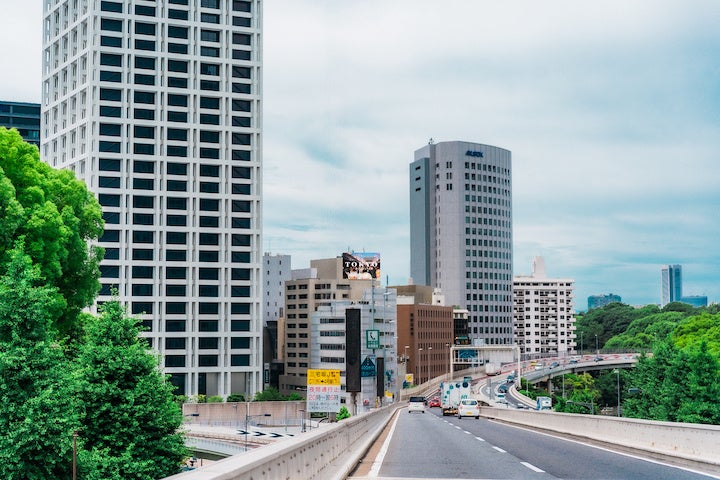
[
  {"left": 132, "top": 248, "right": 153, "bottom": 260},
  {"left": 166, "top": 267, "right": 187, "bottom": 279},
  {"left": 200, "top": 63, "right": 219, "bottom": 76},
  {"left": 131, "top": 302, "right": 153, "bottom": 314},
  {"left": 199, "top": 113, "right": 219, "bottom": 125},
  {"left": 134, "top": 125, "right": 155, "bottom": 138},
  {"left": 133, "top": 143, "right": 155, "bottom": 155},
  {"left": 199, "top": 285, "right": 218, "bottom": 297},
  {"left": 134, "top": 73, "right": 155, "bottom": 85},
  {"left": 199, "top": 97, "right": 220, "bottom": 109},
  {"left": 200, "top": 216, "right": 219, "bottom": 227},
  {"left": 232, "top": 49, "right": 251, "bottom": 61},
  {"left": 134, "top": 160, "right": 155, "bottom": 173},
  {"left": 165, "top": 355, "right": 186, "bottom": 367},
  {"left": 135, "top": 5, "right": 156, "bottom": 16},
  {"left": 201, "top": 30, "right": 220, "bottom": 42},
  {"left": 201, "top": 0, "right": 220, "bottom": 8},
  {"left": 132, "top": 266, "right": 154, "bottom": 278},
  {"left": 166, "top": 250, "right": 186, "bottom": 261},
  {"left": 166, "top": 338, "right": 186, "bottom": 350},
  {"left": 199, "top": 251, "right": 219, "bottom": 262},
  {"left": 232, "top": 252, "right": 250, "bottom": 263},
  {"left": 232, "top": 99, "right": 251, "bottom": 111},
  {"left": 232, "top": 234, "right": 251, "bottom": 246},
  {"left": 199, "top": 338, "right": 218, "bottom": 349},
  {"left": 201, "top": 13, "right": 220, "bottom": 23},
  {"left": 200, "top": 182, "right": 219, "bottom": 193},
  {"left": 168, "top": 94, "right": 188, "bottom": 107},
  {"left": 232, "top": 268, "right": 251, "bottom": 280},
  {"left": 200, "top": 199, "right": 219, "bottom": 211},
  {"left": 100, "top": 53, "right": 122, "bottom": 67},
  {"left": 101, "top": 18, "right": 123, "bottom": 32},
  {"left": 135, "top": 56, "right": 156, "bottom": 70},
  {"left": 232, "top": 66, "right": 251, "bottom": 78},
  {"left": 167, "top": 180, "right": 187, "bottom": 191},
  {"left": 232, "top": 184, "right": 250, "bottom": 195},
  {"left": 200, "top": 80, "right": 220, "bottom": 91},
  {"left": 100, "top": 265, "right": 119, "bottom": 278},
  {"left": 199, "top": 320, "right": 219, "bottom": 332},
  {"left": 101, "top": 35, "right": 122, "bottom": 47},
  {"left": 98, "top": 194, "right": 120, "bottom": 207},
  {"left": 232, "top": 166, "right": 251, "bottom": 178},
  {"left": 133, "top": 213, "right": 154, "bottom": 225},
  {"left": 168, "top": 43, "right": 188, "bottom": 54},
  {"left": 168, "top": 77, "right": 188, "bottom": 88},
  {"left": 199, "top": 268, "right": 219, "bottom": 280},
  {"left": 100, "top": 230, "right": 120, "bottom": 242},
  {"left": 169, "top": 9, "right": 188, "bottom": 20},
  {"left": 199, "top": 233, "right": 219, "bottom": 245},
  {"left": 166, "top": 197, "right": 187, "bottom": 209},
  {"left": 100, "top": 70, "right": 122, "bottom": 82},
  {"left": 134, "top": 91, "right": 155, "bottom": 104},
  {"left": 168, "top": 26, "right": 188, "bottom": 39},
  {"left": 132, "top": 284, "right": 153, "bottom": 296},
  {"left": 232, "top": 200, "right": 251, "bottom": 212},
  {"left": 165, "top": 321, "right": 186, "bottom": 332},
  {"left": 100, "top": 88, "right": 122, "bottom": 101},
  {"left": 99, "top": 141, "right": 121, "bottom": 153},
  {"left": 168, "top": 60, "right": 188, "bottom": 73},
  {"left": 167, "top": 128, "right": 187, "bottom": 141},
  {"left": 232, "top": 0, "right": 251, "bottom": 12},
  {"left": 133, "top": 195, "right": 154, "bottom": 208},
  {"left": 167, "top": 145, "right": 187, "bottom": 157},
  {"left": 232, "top": 33, "right": 251, "bottom": 46},
  {"left": 133, "top": 231, "right": 154, "bottom": 243},
  {"left": 134, "top": 108, "right": 155, "bottom": 120},
  {"left": 168, "top": 111, "right": 187, "bottom": 122},
  {"left": 198, "top": 355, "right": 218, "bottom": 367},
  {"left": 233, "top": 16, "right": 251, "bottom": 27},
  {"left": 167, "top": 214, "right": 186, "bottom": 226},
  {"left": 232, "top": 150, "right": 251, "bottom": 161},
  {"left": 200, "top": 164, "right": 220, "bottom": 177},
  {"left": 166, "top": 285, "right": 186, "bottom": 296},
  {"left": 134, "top": 22, "right": 156, "bottom": 35},
  {"left": 104, "top": 248, "right": 120, "bottom": 260},
  {"left": 99, "top": 123, "right": 122, "bottom": 137},
  {"left": 166, "top": 232, "right": 187, "bottom": 244},
  {"left": 166, "top": 302, "right": 186, "bottom": 314},
  {"left": 231, "top": 320, "right": 250, "bottom": 331},
  {"left": 101, "top": 1, "right": 123, "bottom": 12},
  {"left": 232, "top": 217, "right": 251, "bottom": 229},
  {"left": 135, "top": 40, "right": 155, "bottom": 51},
  {"left": 199, "top": 302, "right": 219, "bottom": 314},
  {"left": 200, "top": 148, "right": 219, "bottom": 159},
  {"left": 201, "top": 46, "right": 220, "bottom": 57},
  {"left": 231, "top": 337, "right": 250, "bottom": 349},
  {"left": 99, "top": 175, "right": 121, "bottom": 188},
  {"left": 232, "top": 133, "right": 251, "bottom": 145},
  {"left": 103, "top": 212, "right": 119, "bottom": 224},
  {"left": 167, "top": 162, "right": 187, "bottom": 175}
]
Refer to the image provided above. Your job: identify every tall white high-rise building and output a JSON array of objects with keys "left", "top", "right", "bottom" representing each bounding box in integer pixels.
[
  {"left": 513, "top": 256, "right": 576, "bottom": 357},
  {"left": 410, "top": 140, "right": 514, "bottom": 345},
  {"left": 41, "top": 0, "right": 263, "bottom": 398},
  {"left": 661, "top": 264, "right": 682, "bottom": 307}
]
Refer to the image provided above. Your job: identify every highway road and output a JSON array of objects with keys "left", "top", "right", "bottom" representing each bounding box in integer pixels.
[{"left": 349, "top": 406, "right": 719, "bottom": 480}]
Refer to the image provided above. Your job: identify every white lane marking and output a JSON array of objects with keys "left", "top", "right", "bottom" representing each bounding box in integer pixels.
[
  {"left": 493, "top": 446, "right": 506, "bottom": 453},
  {"left": 464, "top": 430, "right": 473, "bottom": 435},
  {"left": 522, "top": 462, "right": 545, "bottom": 473},
  {"left": 368, "top": 411, "right": 401, "bottom": 478},
  {"left": 475, "top": 436, "right": 485, "bottom": 442}
]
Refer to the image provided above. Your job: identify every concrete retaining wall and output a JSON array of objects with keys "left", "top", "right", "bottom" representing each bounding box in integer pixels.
[
  {"left": 165, "top": 404, "right": 398, "bottom": 480},
  {"left": 480, "top": 407, "right": 720, "bottom": 467}
]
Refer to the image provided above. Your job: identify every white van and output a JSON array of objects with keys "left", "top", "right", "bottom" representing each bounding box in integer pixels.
[{"left": 408, "top": 396, "right": 426, "bottom": 414}]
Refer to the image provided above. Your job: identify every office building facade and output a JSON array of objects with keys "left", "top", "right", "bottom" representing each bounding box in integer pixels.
[
  {"left": 513, "top": 257, "right": 576, "bottom": 357},
  {"left": 0, "top": 101, "right": 41, "bottom": 146},
  {"left": 587, "top": 293, "right": 622, "bottom": 310},
  {"left": 661, "top": 264, "right": 682, "bottom": 307},
  {"left": 41, "top": 0, "right": 263, "bottom": 398},
  {"left": 410, "top": 140, "right": 514, "bottom": 346}
]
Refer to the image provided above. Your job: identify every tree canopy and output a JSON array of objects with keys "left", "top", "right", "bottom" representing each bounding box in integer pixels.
[
  {"left": 0, "top": 127, "right": 104, "bottom": 340},
  {"left": 74, "top": 300, "right": 187, "bottom": 479}
]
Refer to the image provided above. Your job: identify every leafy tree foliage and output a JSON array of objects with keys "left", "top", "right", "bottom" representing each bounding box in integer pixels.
[
  {"left": 336, "top": 405, "right": 351, "bottom": 420},
  {"left": 0, "top": 243, "right": 81, "bottom": 480},
  {"left": 74, "top": 300, "right": 187, "bottom": 479},
  {"left": 623, "top": 340, "right": 720, "bottom": 424},
  {"left": 576, "top": 303, "right": 657, "bottom": 351},
  {"left": 672, "top": 313, "right": 720, "bottom": 358},
  {"left": 254, "top": 387, "right": 304, "bottom": 401},
  {"left": 0, "top": 127, "right": 104, "bottom": 340},
  {"left": 553, "top": 373, "right": 600, "bottom": 414}
]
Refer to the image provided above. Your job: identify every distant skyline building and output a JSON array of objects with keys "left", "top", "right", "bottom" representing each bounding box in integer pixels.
[
  {"left": 0, "top": 100, "right": 41, "bottom": 146},
  {"left": 513, "top": 257, "right": 576, "bottom": 357},
  {"left": 409, "top": 140, "right": 514, "bottom": 346},
  {"left": 587, "top": 293, "right": 622, "bottom": 310},
  {"left": 680, "top": 295, "right": 708, "bottom": 308},
  {"left": 661, "top": 264, "right": 683, "bottom": 307},
  {"left": 41, "top": 0, "right": 263, "bottom": 398}
]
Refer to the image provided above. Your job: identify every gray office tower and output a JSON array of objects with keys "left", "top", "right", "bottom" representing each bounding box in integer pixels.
[
  {"left": 410, "top": 141, "right": 513, "bottom": 345},
  {"left": 661, "top": 264, "right": 682, "bottom": 307},
  {"left": 41, "top": 0, "right": 263, "bottom": 398}
]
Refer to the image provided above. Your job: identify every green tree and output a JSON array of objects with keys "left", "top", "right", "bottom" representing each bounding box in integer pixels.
[
  {"left": 254, "top": 387, "right": 287, "bottom": 401},
  {"left": 0, "top": 243, "right": 80, "bottom": 480},
  {"left": 336, "top": 405, "right": 351, "bottom": 420},
  {"left": 74, "top": 300, "right": 187, "bottom": 479},
  {"left": 0, "top": 127, "right": 104, "bottom": 341},
  {"left": 672, "top": 312, "right": 720, "bottom": 357}
]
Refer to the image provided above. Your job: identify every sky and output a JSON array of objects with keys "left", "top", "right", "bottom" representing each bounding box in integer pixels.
[{"left": 2, "top": 1, "right": 718, "bottom": 308}]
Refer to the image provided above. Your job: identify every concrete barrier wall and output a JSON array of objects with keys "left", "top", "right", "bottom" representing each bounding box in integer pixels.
[
  {"left": 480, "top": 407, "right": 720, "bottom": 466},
  {"left": 165, "top": 404, "right": 398, "bottom": 480}
]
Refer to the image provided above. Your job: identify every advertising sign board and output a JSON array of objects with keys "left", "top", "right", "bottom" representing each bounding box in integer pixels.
[{"left": 342, "top": 252, "right": 381, "bottom": 280}]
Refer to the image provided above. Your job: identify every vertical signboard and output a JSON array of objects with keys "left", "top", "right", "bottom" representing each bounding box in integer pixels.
[
  {"left": 345, "top": 308, "right": 361, "bottom": 392},
  {"left": 306, "top": 369, "right": 341, "bottom": 413}
]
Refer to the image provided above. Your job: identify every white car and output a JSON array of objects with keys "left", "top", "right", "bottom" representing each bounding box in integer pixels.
[
  {"left": 457, "top": 399, "right": 480, "bottom": 419},
  {"left": 408, "top": 396, "right": 426, "bottom": 414}
]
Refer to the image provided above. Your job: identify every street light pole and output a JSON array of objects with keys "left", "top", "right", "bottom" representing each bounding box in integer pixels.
[
  {"left": 614, "top": 369, "right": 621, "bottom": 417},
  {"left": 445, "top": 343, "right": 450, "bottom": 382},
  {"left": 244, "top": 413, "right": 271, "bottom": 450},
  {"left": 428, "top": 346, "right": 433, "bottom": 382},
  {"left": 595, "top": 334, "right": 599, "bottom": 355},
  {"left": 418, "top": 347, "right": 423, "bottom": 384}
]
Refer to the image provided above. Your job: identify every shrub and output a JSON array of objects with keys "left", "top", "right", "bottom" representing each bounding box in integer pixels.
[
  {"left": 336, "top": 406, "right": 350, "bottom": 420},
  {"left": 207, "top": 395, "right": 223, "bottom": 403},
  {"left": 226, "top": 393, "right": 245, "bottom": 402}
]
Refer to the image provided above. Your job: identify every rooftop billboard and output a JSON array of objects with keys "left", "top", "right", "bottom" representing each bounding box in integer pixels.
[{"left": 342, "top": 252, "right": 381, "bottom": 280}]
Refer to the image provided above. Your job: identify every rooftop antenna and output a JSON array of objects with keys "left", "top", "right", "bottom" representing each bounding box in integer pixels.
[{"left": 428, "top": 137, "right": 434, "bottom": 145}]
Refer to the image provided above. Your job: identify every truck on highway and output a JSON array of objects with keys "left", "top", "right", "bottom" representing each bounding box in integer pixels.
[
  {"left": 440, "top": 380, "right": 471, "bottom": 416},
  {"left": 536, "top": 396, "right": 552, "bottom": 411},
  {"left": 485, "top": 362, "right": 500, "bottom": 376}
]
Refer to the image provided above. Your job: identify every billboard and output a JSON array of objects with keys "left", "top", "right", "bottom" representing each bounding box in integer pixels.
[{"left": 342, "top": 252, "right": 381, "bottom": 280}]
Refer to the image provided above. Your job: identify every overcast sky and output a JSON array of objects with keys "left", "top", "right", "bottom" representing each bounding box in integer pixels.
[{"left": 2, "top": 1, "right": 718, "bottom": 308}]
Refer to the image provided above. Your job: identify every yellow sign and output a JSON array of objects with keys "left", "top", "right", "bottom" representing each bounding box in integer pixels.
[{"left": 307, "top": 369, "right": 341, "bottom": 386}]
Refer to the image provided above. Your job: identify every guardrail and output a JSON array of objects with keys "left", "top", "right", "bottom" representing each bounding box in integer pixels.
[
  {"left": 165, "top": 403, "right": 400, "bottom": 480},
  {"left": 480, "top": 407, "right": 720, "bottom": 469}
]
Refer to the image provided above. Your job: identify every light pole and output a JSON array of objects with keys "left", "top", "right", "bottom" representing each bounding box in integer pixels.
[
  {"left": 445, "top": 343, "right": 450, "bottom": 382},
  {"left": 428, "top": 346, "right": 433, "bottom": 382},
  {"left": 418, "top": 347, "right": 423, "bottom": 384},
  {"left": 404, "top": 345, "right": 410, "bottom": 388},
  {"left": 595, "top": 334, "right": 599, "bottom": 355},
  {"left": 72, "top": 431, "right": 78, "bottom": 480},
  {"left": 613, "top": 369, "right": 621, "bottom": 416},
  {"left": 244, "top": 413, "right": 271, "bottom": 450},
  {"left": 299, "top": 409, "right": 306, "bottom": 433}
]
